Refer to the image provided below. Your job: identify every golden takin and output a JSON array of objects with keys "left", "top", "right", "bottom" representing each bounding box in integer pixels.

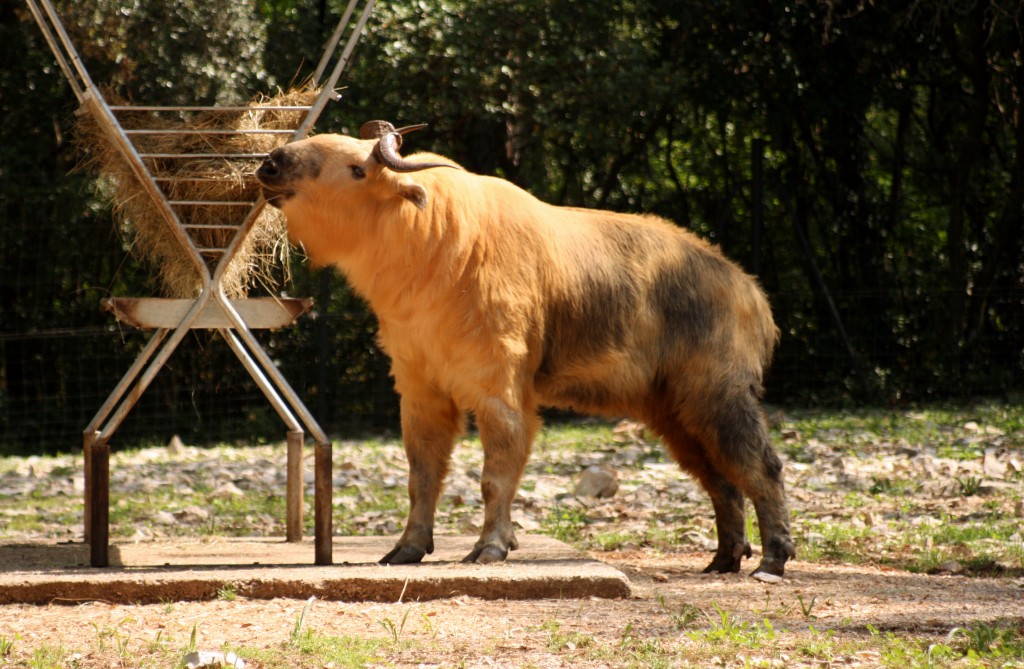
[{"left": 256, "top": 121, "right": 795, "bottom": 579}]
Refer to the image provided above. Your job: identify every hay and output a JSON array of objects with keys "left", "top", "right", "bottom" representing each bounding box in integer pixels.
[{"left": 76, "top": 88, "right": 319, "bottom": 298}]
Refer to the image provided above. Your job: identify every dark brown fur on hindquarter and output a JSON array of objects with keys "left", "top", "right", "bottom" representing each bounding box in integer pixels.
[{"left": 530, "top": 231, "right": 793, "bottom": 576}]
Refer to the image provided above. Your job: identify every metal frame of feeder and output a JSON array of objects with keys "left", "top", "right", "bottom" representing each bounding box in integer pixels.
[{"left": 25, "top": 0, "right": 377, "bottom": 567}]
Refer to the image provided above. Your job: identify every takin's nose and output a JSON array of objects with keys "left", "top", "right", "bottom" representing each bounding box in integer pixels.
[{"left": 256, "top": 151, "right": 283, "bottom": 182}]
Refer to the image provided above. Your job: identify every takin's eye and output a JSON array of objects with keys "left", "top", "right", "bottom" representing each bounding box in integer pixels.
[{"left": 350, "top": 165, "right": 366, "bottom": 180}]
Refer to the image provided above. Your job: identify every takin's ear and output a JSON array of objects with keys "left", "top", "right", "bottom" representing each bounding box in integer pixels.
[{"left": 397, "top": 182, "right": 428, "bottom": 211}]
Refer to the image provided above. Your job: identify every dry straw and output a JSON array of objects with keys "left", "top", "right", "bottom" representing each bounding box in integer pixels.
[{"left": 76, "top": 88, "right": 318, "bottom": 298}]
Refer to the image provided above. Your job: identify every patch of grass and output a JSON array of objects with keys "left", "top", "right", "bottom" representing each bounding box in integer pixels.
[
  {"left": 868, "top": 622, "right": 1024, "bottom": 668},
  {"left": 184, "top": 623, "right": 198, "bottom": 656},
  {"left": 797, "top": 625, "right": 838, "bottom": 662},
  {"left": 230, "top": 645, "right": 289, "bottom": 669},
  {"left": 928, "top": 515, "right": 1019, "bottom": 543},
  {"left": 0, "top": 496, "right": 80, "bottom": 538},
  {"left": 215, "top": 583, "right": 238, "bottom": 601},
  {"left": 290, "top": 596, "right": 316, "bottom": 647},
  {"left": 290, "top": 631, "right": 384, "bottom": 668},
  {"left": 780, "top": 402, "right": 1024, "bottom": 456},
  {"left": 869, "top": 476, "right": 921, "bottom": 496},
  {"left": 951, "top": 620, "right": 1024, "bottom": 661},
  {"left": 542, "top": 503, "right": 590, "bottom": 544},
  {"left": 379, "top": 608, "right": 414, "bottom": 644},
  {"left": 91, "top": 617, "right": 134, "bottom": 660},
  {"left": 592, "top": 530, "right": 636, "bottom": 551},
  {"left": 798, "top": 520, "right": 873, "bottom": 564},
  {"left": 658, "top": 595, "right": 702, "bottom": 630},
  {"left": 843, "top": 490, "right": 868, "bottom": 509},
  {"left": 204, "top": 494, "right": 285, "bottom": 536},
  {"left": 956, "top": 475, "right": 984, "bottom": 496},
  {"left": 893, "top": 513, "right": 1024, "bottom": 576},
  {"left": 543, "top": 620, "right": 596, "bottom": 652},
  {"left": 144, "top": 629, "right": 171, "bottom": 656},
  {"left": 686, "top": 603, "right": 777, "bottom": 648},
  {"left": 537, "top": 421, "right": 619, "bottom": 452},
  {"left": 1007, "top": 540, "right": 1024, "bottom": 570},
  {"left": 26, "top": 642, "right": 71, "bottom": 669},
  {"left": 618, "top": 624, "right": 671, "bottom": 668},
  {"left": 640, "top": 525, "right": 687, "bottom": 551}
]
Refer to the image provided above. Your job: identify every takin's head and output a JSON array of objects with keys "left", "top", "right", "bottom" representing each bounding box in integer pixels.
[{"left": 255, "top": 120, "right": 460, "bottom": 214}]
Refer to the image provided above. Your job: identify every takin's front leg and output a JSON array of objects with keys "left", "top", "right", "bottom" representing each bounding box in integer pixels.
[
  {"left": 379, "top": 393, "right": 464, "bottom": 565},
  {"left": 462, "top": 399, "right": 540, "bottom": 564}
]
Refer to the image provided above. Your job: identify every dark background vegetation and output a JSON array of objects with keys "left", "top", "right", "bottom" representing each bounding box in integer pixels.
[{"left": 2, "top": 0, "right": 1022, "bottom": 453}]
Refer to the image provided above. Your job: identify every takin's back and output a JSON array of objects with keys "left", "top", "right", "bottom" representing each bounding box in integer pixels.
[
  {"left": 403, "top": 165, "right": 779, "bottom": 416},
  {"left": 525, "top": 203, "right": 778, "bottom": 416}
]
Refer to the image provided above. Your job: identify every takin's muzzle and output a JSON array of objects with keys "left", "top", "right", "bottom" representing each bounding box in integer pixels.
[{"left": 256, "top": 146, "right": 317, "bottom": 207}]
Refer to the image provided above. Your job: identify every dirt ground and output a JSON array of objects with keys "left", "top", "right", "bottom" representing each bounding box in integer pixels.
[
  {"left": 2, "top": 414, "right": 1022, "bottom": 666},
  {"left": 2, "top": 548, "right": 1023, "bottom": 668}
]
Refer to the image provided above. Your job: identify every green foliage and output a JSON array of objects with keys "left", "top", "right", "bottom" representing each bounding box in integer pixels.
[
  {"left": 59, "top": 0, "right": 269, "bottom": 105},
  {"left": 3, "top": 0, "right": 1023, "bottom": 452}
]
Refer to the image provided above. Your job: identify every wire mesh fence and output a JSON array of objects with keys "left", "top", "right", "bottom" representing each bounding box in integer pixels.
[
  {"left": 4, "top": 276, "right": 1021, "bottom": 455},
  {"left": 2, "top": 148, "right": 1022, "bottom": 454}
]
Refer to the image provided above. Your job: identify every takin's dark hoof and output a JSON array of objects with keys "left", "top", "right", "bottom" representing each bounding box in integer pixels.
[
  {"left": 750, "top": 559, "right": 786, "bottom": 583},
  {"left": 750, "top": 537, "right": 796, "bottom": 582},
  {"left": 702, "top": 541, "right": 752, "bottom": 574},
  {"left": 379, "top": 544, "right": 427, "bottom": 565},
  {"left": 461, "top": 544, "right": 509, "bottom": 564}
]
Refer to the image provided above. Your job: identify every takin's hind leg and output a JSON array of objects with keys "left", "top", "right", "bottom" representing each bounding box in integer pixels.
[
  {"left": 709, "top": 391, "right": 796, "bottom": 579},
  {"left": 744, "top": 449, "right": 796, "bottom": 579},
  {"left": 661, "top": 431, "right": 752, "bottom": 573},
  {"left": 702, "top": 477, "right": 754, "bottom": 573}
]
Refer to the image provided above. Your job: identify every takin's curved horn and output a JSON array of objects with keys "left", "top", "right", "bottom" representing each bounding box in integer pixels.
[
  {"left": 360, "top": 120, "right": 461, "bottom": 173},
  {"left": 359, "top": 120, "right": 431, "bottom": 142},
  {"left": 359, "top": 120, "right": 397, "bottom": 140}
]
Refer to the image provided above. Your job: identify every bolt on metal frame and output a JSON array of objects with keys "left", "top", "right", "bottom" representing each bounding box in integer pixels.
[{"left": 25, "top": 0, "right": 377, "bottom": 567}]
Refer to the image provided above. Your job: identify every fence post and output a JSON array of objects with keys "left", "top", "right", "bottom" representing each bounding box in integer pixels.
[{"left": 752, "top": 137, "right": 764, "bottom": 276}]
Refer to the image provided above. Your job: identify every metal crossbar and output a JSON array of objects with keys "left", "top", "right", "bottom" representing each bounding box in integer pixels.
[{"left": 26, "top": 0, "right": 377, "bottom": 567}]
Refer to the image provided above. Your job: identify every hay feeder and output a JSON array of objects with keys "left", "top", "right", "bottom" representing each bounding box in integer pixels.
[{"left": 26, "top": 0, "right": 377, "bottom": 568}]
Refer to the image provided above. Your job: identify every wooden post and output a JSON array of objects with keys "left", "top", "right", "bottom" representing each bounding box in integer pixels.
[
  {"left": 314, "top": 441, "right": 332, "bottom": 565},
  {"left": 286, "top": 430, "right": 304, "bottom": 542},
  {"left": 90, "top": 442, "right": 110, "bottom": 567},
  {"left": 83, "top": 431, "right": 98, "bottom": 542}
]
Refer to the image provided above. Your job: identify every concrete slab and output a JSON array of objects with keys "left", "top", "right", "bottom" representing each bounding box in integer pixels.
[{"left": 0, "top": 535, "right": 631, "bottom": 605}]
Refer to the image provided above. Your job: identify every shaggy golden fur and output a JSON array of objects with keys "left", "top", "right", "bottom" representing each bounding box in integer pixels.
[{"left": 257, "top": 132, "right": 795, "bottom": 577}]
